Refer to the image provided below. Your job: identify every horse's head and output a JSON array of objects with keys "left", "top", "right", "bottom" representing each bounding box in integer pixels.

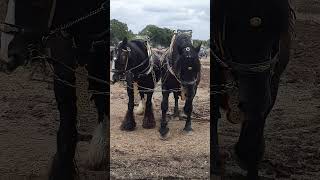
[
  {"left": 175, "top": 43, "right": 201, "bottom": 88},
  {"left": 0, "top": 0, "right": 52, "bottom": 74},
  {"left": 111, "top": 37, "right": 131, "bottom": 83}
]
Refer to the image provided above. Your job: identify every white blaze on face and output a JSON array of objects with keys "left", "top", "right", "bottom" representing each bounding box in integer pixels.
[{"left": 0, "top": 0, "right": 15, "bottom": 62}]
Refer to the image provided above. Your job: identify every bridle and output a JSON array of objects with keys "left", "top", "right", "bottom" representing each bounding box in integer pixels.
[
  {"left": 165, "top": 46, "right": 200, "bottom": 86},
  {"left": 111, "top": 44, "right": 152, "bottom": 81},
  {"left": 111, "top": 47, "right": 131, "bottom": 75}
]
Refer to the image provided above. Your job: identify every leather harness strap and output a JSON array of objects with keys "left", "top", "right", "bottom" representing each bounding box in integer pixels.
[{"left": 47, "top": 0, "right": 56, "bottom": 29}]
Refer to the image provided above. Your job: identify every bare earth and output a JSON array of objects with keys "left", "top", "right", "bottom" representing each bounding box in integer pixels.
[
  {"left": 110, "top": 58, "right": 210, "bottom": 179},
  {"left": 0, "top": 0, "right": 319, "bottom": 180}
]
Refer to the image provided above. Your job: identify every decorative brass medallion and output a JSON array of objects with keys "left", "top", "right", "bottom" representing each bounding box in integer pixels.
[{"left": 249, "top": 17, "right": 262, "bottom": 27}]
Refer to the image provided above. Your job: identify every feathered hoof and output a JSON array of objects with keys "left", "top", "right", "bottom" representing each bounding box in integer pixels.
[
  {"left": 142, "top": 112, "right": 156, "bottom": 129},
  {"left": 120, "top": 120, "right": 136, "bottom": 131},
  {"left": 183, "top": 127, "right": 193, "bottom": 135},
  {"left": 48, "top": 154, "right": 78, "bottom": 180},
  {"left": 142, "top": 119, "right": 156, "bottom": 129},
  {"left": 120, "top": 112, "right": 136, "bottom": 131},
  {"left": 134, "top": 100, "right": 145, "bottom": 115},
  {"left": 86, "top": 121, "right": 107, "bottom": 170},
  {"left": 179, "top": 111, "right": 188, "bottom": 119},
  {"left": 159, "top": 128, "right": 170, "bottom": 140}
]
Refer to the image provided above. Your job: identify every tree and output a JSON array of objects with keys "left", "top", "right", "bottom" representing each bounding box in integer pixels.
[
  {"left": 110, "top": 19, "right": 134, "bottom": 45},
  {"left": 139, "top": 25, "right": 173, "bottom": 47},
  {"left": 193, "top": 39, "right": 210, "bottom": 48}
]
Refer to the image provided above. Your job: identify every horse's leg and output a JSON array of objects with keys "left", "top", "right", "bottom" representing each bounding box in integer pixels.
[
  {"left": 212, "top": 94, "right": 224, "bottom": 175},
  {"left": 234, "top": 72, "right": 272, "bottom": 179},
  {"left": 120, "top": 78, "right": 136, "bottom": 131},
  {"left": 173, "top": 92, "right": 180, "bottom": 117},
  {"left": 159, "top": 91, "right": 170, "bottom": 139},
  {"left": 48, "top": 38, "right": 78, "bottom": 180},
  {"left": 142, "top": 92, "right": 156, "bottom": 129},
  {"left": 85, "top": 45, "right": 108, "bottom": 170},
  {"left": 183, "top": 97, "right": 194, "bottom": 133},
  {"left": 135, "top": 92, "right": 145, "bottom": 115},
  {"left": 212, "top": 52, "right": 226, "bottom": 175},
  {"left": 87, "top": 93, "right": 107, "bottom": 170},
  {"left": 183, "top": 85, "right": 197, "bottom": 133}
]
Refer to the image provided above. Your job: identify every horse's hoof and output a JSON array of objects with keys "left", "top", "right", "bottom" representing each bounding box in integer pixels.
[
  {"left": 159, "top": 128, "right": 170, "bottom": 140},
  {"left": 120, "top": 120, "right": 136, "bottom": 131},
  {"left": 48, "top": 154, "right": 78, "bottom": 180},
  {"left": 173, "top": 109, "right": 180, "bottom": 117},
  {"left": 179, "top": 111, "right": 188, "bottom": 119},
  {"left": 183, "top": 127, "right": 193, "bottom": 135},
  {"left": 142, "top": 120, "right": 156, "bottom": 129}
]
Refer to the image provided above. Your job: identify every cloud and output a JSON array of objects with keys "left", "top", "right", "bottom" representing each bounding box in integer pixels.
[{"left": 110, "top": 0, "right": 210, "bottom": 40}]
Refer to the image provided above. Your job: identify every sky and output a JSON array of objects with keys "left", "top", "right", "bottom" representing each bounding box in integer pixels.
[{"left": 110, "top": 0, "right": 210, "bottom": 40}]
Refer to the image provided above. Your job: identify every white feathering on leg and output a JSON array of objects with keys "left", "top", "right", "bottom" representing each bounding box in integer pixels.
[
  {"left": 135, "top": 98, "right": 146, "bottom": 115},
  {"left": 87, "top": 116, "right": 107, "bottom": 169}
]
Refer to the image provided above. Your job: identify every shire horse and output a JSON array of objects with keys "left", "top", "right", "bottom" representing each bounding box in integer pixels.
[
  {"left": 159, "top": 33, "right": 201, "bottom": 139},
  {"left": 0, "top": 0, "right": 108, "bottom": 179},
  {"left": 111, "top": 37, "right": 161, "bottom": 131},
  {"left": 212, "top": 0, "right": 295, "bottom": 179}
]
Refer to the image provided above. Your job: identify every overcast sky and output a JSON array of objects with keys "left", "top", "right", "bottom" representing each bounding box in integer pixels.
[{"left": 110, "top": 0, "right": 210, "bottom": 40}]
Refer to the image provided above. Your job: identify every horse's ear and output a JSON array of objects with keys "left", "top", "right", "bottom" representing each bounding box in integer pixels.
[
  {"left": 195, "top": 43, "right": 202, "bottom": 53},
  {"left": 123, "top": 37, "right": 128, "bottom": 44}
]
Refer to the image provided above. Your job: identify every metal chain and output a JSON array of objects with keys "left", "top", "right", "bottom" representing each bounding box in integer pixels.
[{"left": 49, "top": 2, "right": 107, "bottom": 35}]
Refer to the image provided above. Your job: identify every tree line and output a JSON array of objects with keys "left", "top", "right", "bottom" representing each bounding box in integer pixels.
[{"left": 110, "top": 19, "right": 209, "bottom": 48}]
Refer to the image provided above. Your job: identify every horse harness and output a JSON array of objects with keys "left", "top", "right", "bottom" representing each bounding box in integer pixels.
[
  {"left": 0, "top": 1, "right": 108, "bottom": 64},
  {"left": 117, "top": 41, "right": 159, "bottom": 86},
  {"left": 161, "top": 34, "right": 200, "bottom": 86},
  {"left": 213, "top": 9, "right": 281, "bottom": 96}
]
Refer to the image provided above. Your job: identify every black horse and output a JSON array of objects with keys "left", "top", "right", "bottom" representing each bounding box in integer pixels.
[
  {"left": 212, "top": 0, "right": 295, "bottom": 179},
  {"left": 111, "top": 37, "right": 161, "bottom": 131},
  {"left": 159, "top": 33, "right": 201, "bottom": 139},
  {"left": 0, "top": 0, "right": 108, "bottom": 179}
]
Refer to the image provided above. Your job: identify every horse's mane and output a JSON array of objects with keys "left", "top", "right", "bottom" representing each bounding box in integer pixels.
[{"left": 213, "top": 0, "right": 296, "bottom": 57}]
